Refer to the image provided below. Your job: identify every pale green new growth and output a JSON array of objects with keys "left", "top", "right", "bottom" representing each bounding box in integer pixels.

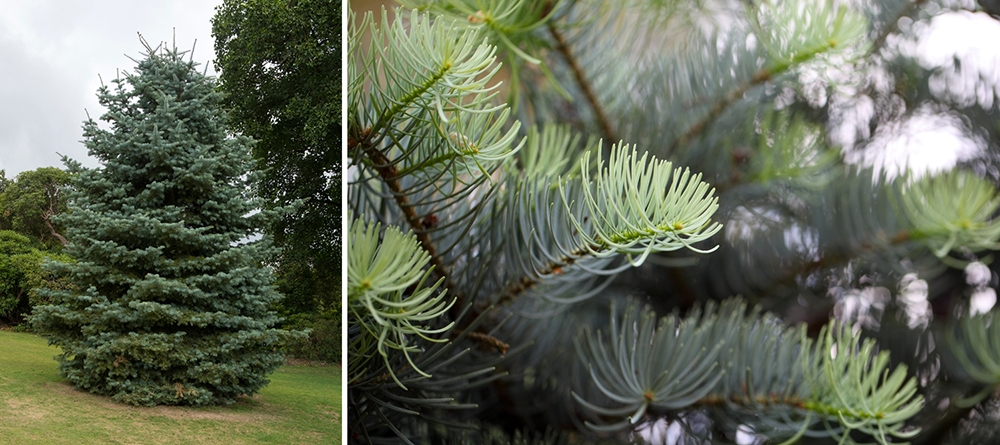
[
  {"left": 348, "top": 219, "right": 454, "bottom": 389},
  {"left": 351, "top": 8, "right": 522, "bottom": 181},
  {"left": 806, "top": 324, "right": 923, "bottom": 444},
  {"left": 750, "top": 110, "right": 840, "bottom": 189},
  {"left": 564, "top": 144, "right": 722, "bottom": 265},
  {"left": 753, "top": 0, "right": 869, "bottom": 74},
  {"left": 899, "top": 170, "right": 1000, "bottom": 259},
  {"left": 397, "top": 0, "right": 559, "bottom": 65},
  {"left": 948, "top": 309, "right": 1000, "bottom": 393}
]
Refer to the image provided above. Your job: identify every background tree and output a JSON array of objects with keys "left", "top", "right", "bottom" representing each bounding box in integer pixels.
[
  {"left": 0, "top": 230, "right": 72, "bottom": 326},
  {"left": 212, "top": 0, "right": 342, "bottom": 363},
  {"left": 0, "top": 167, "right": 71, "bottom": 249},
  {"left": 0, "top": 171, "right": 11, "bottom": 199},
  {"left": 30, "top": 41, "right": 299, "bottom": 407},
  {"left": 349, "top": 0, "right": 1000, "bottom": 444},
  {"left": 0, "top": 168, "right": 74, "bottom": 329}
]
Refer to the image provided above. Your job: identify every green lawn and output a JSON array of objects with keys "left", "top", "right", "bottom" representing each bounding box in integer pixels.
[{"left": 0, "top": 331, "right": 342, "bottom": 445}]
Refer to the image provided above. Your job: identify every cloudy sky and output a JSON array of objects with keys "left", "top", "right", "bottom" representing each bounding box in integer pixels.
[
  {"left": 3, "top": 2, "right": 999, "bottom": 183},
  {"left": 0, "top": 0, "right": 222, "bottom": 177}
]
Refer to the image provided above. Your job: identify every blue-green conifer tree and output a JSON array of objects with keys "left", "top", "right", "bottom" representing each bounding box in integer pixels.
[{"left": 31, "top": 41, "right": 297, "bottom": 407}]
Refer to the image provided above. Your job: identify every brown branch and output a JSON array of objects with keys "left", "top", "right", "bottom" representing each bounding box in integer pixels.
[
  {"left": 467, "top": 331, "right": 510, "bottom": 355},
  {"left": 494, "top": 246, "right": 589, "bottom": 310},
  {"left": 451, "top": 247, "right": 594, "bottom": 351},
  {"left": 354, "top": 128, "right": 478, "bottom": 326},
  {"left": 42, "top": 207, "right": 68, "bottom": 247},
  {"left": 669, "top": 69, "right": 772, "bottom": 153},
  {"left": 43, "top": 217, "right": 68, "bottom": 247},
  {"left": 357, "top": 133, "right": 445, "bottom": 279},
  {"left": 547, "top": 22, "right": 618, "bottom": 145},
  {"left": 671, "top": 0, "right": 930, "bottom": 155}
]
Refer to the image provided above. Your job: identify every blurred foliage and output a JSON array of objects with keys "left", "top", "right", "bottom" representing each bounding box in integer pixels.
[
  {"left": 341, "top": 0, "right": 1000, "bottom": 443},
  {"left": 275, "top": 259, "right": 341, "bottom": 362},
  {"left": 281, "top": 309, "right": 341, "bottom": 363}
]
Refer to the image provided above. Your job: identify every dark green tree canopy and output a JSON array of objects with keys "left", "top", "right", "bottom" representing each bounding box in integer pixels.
[
  {"left": 0, "top": 230, "right": 72, "bottom": 325},
  {"left": 0, "top": 231, "right": 37, "bottom": 322},
  {"left": 31, "top": 42, "right": 299, "bottom": 407},
  {"left": 211, "top": 0, "right": 342, "bottom": 365},
  {"left": 0, "top": 167, "right": 71, "bottom": 249},
  {"left": 0, "top": 171, "right": 12, "bottom": 198},
  {"left": 212, "top": 0, "right": 342, "bottom": 277}
]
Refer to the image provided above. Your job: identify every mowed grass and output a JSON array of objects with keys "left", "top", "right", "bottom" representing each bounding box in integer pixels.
[{"left": 0, "top": 330, "right": 342, "bottom": 445}]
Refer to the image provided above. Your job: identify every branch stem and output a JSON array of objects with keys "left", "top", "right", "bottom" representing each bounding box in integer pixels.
[
  {"left": 672, "top": 0, "right": 930, "bottom": 153},
  {"left": 670, "top": 69, "right": 772, "bottom": 152},
  {"left": 494, "top": 245, "right": 592, "bottom": 309},
  {"left": 357, "top": 135, "right": 446, "bottom": 281},
  {"left": 547, "top": 22, "right": 617, "bottom": 145}
]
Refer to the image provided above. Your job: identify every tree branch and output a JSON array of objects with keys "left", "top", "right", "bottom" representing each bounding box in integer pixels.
[
  {"left": 669, "top": 69, "right": 772, "bottom": 153},
  {"left": 547, "top": 22, "right": 618, "bottom": 145},
  {"left": 42, "top": 203, "right": 68, "bottom": 247},
  {"left": 493, "top": 246, "right": 590, "bottom": 310},
  {"left": 356, "top": 136, "right": 445, "bottom": 280},
  {"left": 670, "top": 0, "right": 930, "bottom": 154}
]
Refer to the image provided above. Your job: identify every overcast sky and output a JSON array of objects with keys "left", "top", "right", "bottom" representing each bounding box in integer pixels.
[
  {"left": 0, "top": 0, "right": 222, "bottom": 177},
  {"left": 4, "top": 2, "right": 1000, "bottom": 183}
]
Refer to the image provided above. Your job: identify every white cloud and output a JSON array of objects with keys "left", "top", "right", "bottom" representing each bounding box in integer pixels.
[{"left": 0, "top": 0, "right": 222, "bottom": 176}]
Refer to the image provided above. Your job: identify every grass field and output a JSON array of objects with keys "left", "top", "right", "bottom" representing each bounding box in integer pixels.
[{"left": 0, "top": 331, "right": 342, "bottom": 445}]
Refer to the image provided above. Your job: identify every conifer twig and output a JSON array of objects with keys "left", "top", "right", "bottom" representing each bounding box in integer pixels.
[
  {"left": 670, "top": 69, "right": 772, "bottom": 152},
  {"left": 671, "top": 0, "right": 930, "bottom": 154},
  {"left": 493, "top": 245, "right": 592, "bottom": 310},
  {"left": 467, "top": 331, "right": 510, "bottom": 355},
  {"left": 355, "top": 130, "right": 446, "bottom": 281},
  {"left": 547, "top": 21, "right": 618, "bottom": 145}
]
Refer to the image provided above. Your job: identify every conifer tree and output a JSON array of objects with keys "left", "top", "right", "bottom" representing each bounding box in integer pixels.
[
  {"left": 31, "top": 41, "right": 297, "bottom": 407},
  {"left": 349, "top": 1, "right": 1000, "bottom": 444}
]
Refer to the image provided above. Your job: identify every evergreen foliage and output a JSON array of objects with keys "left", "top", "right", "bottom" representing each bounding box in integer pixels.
[
  {"left": 30, "top": 42, "right": 300, "bottom": 407},
  {"left": 349, "top": 1, "right": 1000, "bottom": 444}
]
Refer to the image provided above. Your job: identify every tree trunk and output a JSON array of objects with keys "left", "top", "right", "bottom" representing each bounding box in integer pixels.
[{"left": 43, "top": 212, "right": 68, "bottom": 246}]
